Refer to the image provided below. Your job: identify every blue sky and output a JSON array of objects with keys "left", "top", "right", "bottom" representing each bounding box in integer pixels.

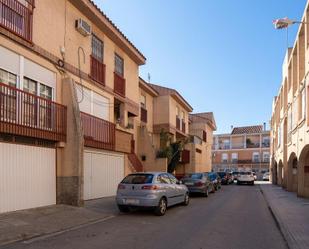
[{"left": 95, "top": 0, "right": 307, "bottom": 133}]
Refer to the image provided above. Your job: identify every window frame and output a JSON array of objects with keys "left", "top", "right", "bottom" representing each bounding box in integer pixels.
[
  {"left": 114, "top": 53, "right": 124, "bottom": 77},
  {"left": 91, "top": 34, "right": 104, "bottom": 62}
]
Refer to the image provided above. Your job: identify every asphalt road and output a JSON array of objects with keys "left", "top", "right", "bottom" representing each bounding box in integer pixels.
[{"left": 2, "top": 183, "right": 288, "bottom": 249}]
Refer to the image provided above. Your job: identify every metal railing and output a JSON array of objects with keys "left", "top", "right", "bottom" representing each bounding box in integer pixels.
[
  {"left": 81, "top": 112, "right": 115, "bottom": 151},
  {"left": 140, "top": 107, "right": 147, "bottom": 123},
  {"left": 90, "top": 55, "right": 106, "bottom": 86},
  {"left": 176, "top": 117, "right": 180, "bottom": 130},
  {"left": 0, "top": 82, "right": 66, "bottom": 141},
  {"left": 0, "top": 0, "right": 34, "bottom": 42},
  {"left": 114, "top": 72, "right": 126, "bottom": 97}
]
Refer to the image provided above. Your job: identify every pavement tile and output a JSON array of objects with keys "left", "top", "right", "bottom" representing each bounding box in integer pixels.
[
  {"left": 260, "top": 184, "right": 309, "bottom": 249},
  {"left": 0, "top": 198, "right": 116, "bottom": 246}
]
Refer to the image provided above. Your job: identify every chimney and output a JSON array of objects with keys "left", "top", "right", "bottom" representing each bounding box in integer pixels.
[{"left": 263, "top": 122, "right": 266, "bottom": 131}]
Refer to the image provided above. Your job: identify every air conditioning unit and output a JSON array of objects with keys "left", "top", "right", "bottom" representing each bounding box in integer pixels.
[{"left": 75, "top": 18, "right": 91, "bottom": 36}]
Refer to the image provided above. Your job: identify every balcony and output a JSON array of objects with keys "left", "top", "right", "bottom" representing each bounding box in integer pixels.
[
  {"left": 176, "top": 117, "right": 180, "bottom": 130},
  {"left": 114, "top": 72, "right": 126, "bottom": 97},
  {"left": 0, "top": 0, "right": 34, "bottom": 42},
  {"left": 140, "top": 107, "right": 147, "bottom": 123},
  {"left": 81, "top": 112, "right": 115, "bottom": 151},
  {"left": 0, "top": 82, "right": 66, "bottom": 141},
  {"left": 90, "top": 55, "right": 106, "bottom": 86}
]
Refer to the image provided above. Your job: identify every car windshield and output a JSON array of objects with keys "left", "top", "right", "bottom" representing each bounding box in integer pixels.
[
  {"left": 121, "top": 174, "right": 154, "bottom": 184},
  {"left": 232, "top": 172, "right": 239, "bottom": 175},
  {"left": 186, "top": 173, "right": 203, "bottom": 179},
  {"left": 218, "top": 172, "right": 226, "bottom": 177},
  {"left": 239, "top": 172, "right": 251, "bottom": 175}
]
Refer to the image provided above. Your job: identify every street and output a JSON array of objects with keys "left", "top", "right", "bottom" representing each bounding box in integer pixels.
[{"left": 2, "top": 183, "right": 288, "bottom": 249}]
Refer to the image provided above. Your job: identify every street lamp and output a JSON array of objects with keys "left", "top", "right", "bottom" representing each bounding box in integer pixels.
[{"left": 273, "top": 17, "right": 308, "bottom": 29}]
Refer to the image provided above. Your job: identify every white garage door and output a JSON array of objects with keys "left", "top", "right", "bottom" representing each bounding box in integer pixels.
[
  {"left": 84, "top": 150, "right": 124, "bottom": 200},
  {"left": 0, "top": 143, "right": 56, "bottom": 213}
]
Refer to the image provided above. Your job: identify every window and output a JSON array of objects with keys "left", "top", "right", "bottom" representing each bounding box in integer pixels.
[
  {"left": 158, "top": 174, "right": 171, "bottom": 184},
  {"left": 223, "top": 139, "right": 230, "bottom": 149},
  {"left": 222, "top": 153, "right": 228, "bottom": 163},
  {"left": 121, "top": 174, "right": 154, "bottom": 184},
  {"left": 167, "top": 173, "right": 178, "bottom": 184},
  {"left": 203, "top": 130, "right": 207, "bottom": 142},
  {"left": 0, "top": 68, "right": 17, "bottom": 87},
  {"left": 40, "top": 84, "right": 52, "bottom": 100},
  {"left": 181, "top": 111, "right": 185, "bottom": 120},
  {"left": 231, "top": 153, "right": 238, "bottom": 163},
  {"left": 91, "top": 35, "right": 104, "bottom": 62},
  {"left": 252, "top": 152, "right": 260, "bottom": 163},
  {"left": 140, "top": 94, "right": 146, "bottom": 108},
  {"left": 262, "top": 136, "right": 270, "bottom": 147},
  {"left": 263, "top": 152, "right": 270, "bottom": 163},
  {"left": 0, "top": 68, "right": 18, "bottom": 122},
  {"left": 23, "top": 77, "right": 37, "bottom": 94},
  {"left": 115, "top": 53, "right": 124, "bottom": 77},
  {"left": 176, "top": 106, "right": 179, "bottom": 117}
]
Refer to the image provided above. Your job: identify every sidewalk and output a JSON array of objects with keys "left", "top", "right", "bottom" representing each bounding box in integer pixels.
[
  {"left": 0, "top": 197, "right": 117, "bottom": 246},
  {"left": 260, "top": 184, "right": 309, "bottom": 249}
]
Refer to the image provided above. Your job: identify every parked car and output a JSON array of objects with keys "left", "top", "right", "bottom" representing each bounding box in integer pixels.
[
  {"left": 232, "top": 171, "right": 239, "bottom": 181},
  {"left": 226, "top": 172, "right": 234, "bottom": 184},
  {"left": 252, "top": 172, "right": 257, "bottom": 181},
  {"left": 237, "top": 172, "right": 255, "bottom": 185},
  {"left": 181, "top": 173, "right": 213, "bottom": 197},
  {"left": 208, "top": 172, "right": 221, "bottom": 191},
  {"left": 263, "top": 172, "right": 270, "bottom": 181},
  {"left": 218, "top": 172, "right": 229, "bottom": 185},
  {"left": 116, "top": 172, "right": 189, "bottom": 216}
]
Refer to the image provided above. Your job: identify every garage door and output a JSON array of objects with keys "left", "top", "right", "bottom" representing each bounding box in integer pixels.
[
  {"left": 0, "top": 143, "right": 56, "bottom": 213},
  {"left": 84, "top": 150, "right": 124, "bottom": 200}
]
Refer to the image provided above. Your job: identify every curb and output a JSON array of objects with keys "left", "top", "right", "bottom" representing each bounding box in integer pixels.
[
  {"left": 0, "top": 215, "right": 115, "bottom": 247},
  {"left": 259, "top": 185, "right": 300, "bottom": 249}
]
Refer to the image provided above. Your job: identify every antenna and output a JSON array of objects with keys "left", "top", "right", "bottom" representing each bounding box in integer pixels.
[{"left": 147, "top": 73, "right": 151, "bottom": 83}]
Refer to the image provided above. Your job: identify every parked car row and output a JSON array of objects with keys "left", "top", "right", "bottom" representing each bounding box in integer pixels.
[
  {"left": 181, "top": 172, "right": 221, "bottom": 196},
  {"left": 116, "top": 169, "right": 261, "bottom": 216},
  {"left": 116, "top": 171, "right": 225, "bottom": 216}
]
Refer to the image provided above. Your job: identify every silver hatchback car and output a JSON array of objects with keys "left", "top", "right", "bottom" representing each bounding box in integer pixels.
[{"left": 116, "top": 172, "right": 189, "bottom": 216}]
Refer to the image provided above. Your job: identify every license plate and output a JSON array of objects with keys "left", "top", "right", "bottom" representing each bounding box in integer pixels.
[
  {"left": 124, "top": 199, "right": 140, "bottom": 205},
  {"left": 186, "top": 182, "right": 194, "bottom": 186}
]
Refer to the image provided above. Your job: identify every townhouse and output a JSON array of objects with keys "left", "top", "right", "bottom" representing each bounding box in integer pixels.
[
  {"left": 212, "top": 125, "right": 270, "bottom": 177},
  {"left": 0, "top": 0, "right": 145, "bottom": 213},
  {"left": 270, "top": 1, "right": 309, "bottom": 198},
  {"left": 136, "top": 81, "right": 216, "bottom": 176}
]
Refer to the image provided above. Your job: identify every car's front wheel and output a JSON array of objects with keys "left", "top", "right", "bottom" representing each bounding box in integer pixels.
[
  {"left": 154, "top": 198, "right": 167, "bottom": 216},
  {"left": 118, "top": 205, "right": 130, "bottom": 213},
  {"left": 183, "top": 193, "right": 190, "bottom": 205}
]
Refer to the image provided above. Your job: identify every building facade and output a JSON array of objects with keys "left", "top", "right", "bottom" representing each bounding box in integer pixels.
[
  {"left": 270, "top": 1, "right": 309, "bottom": 198},
  {"left": 212, "top": 125, "right": 270, "bottom": 177},
  {"left": 0, "top": 0, "right": 145, "bottom": 213}
]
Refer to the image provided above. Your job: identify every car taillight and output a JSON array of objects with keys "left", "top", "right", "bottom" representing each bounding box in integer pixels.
[
  {"left": 195, "top": 181, "right": 204, "bottom": 187},
  {"left": 118, "top": 184, "right": 125, "bottom": 190},
  {"left": 142, "top": 185, "right": 158, "bottom": 190}
]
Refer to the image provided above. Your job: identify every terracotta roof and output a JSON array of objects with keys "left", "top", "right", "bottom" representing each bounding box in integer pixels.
[
  {"left": 148, "top": 83, "right": 193, "bottom": 112},
  {"left": 88, "top": 0, "right": 146, "bottom": 62},
  {"left": 189, "top": 112, "right": 217, "bottom": 131},
  {"left": 231, "top": 125, "right": 263, "bottom": 135}
]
